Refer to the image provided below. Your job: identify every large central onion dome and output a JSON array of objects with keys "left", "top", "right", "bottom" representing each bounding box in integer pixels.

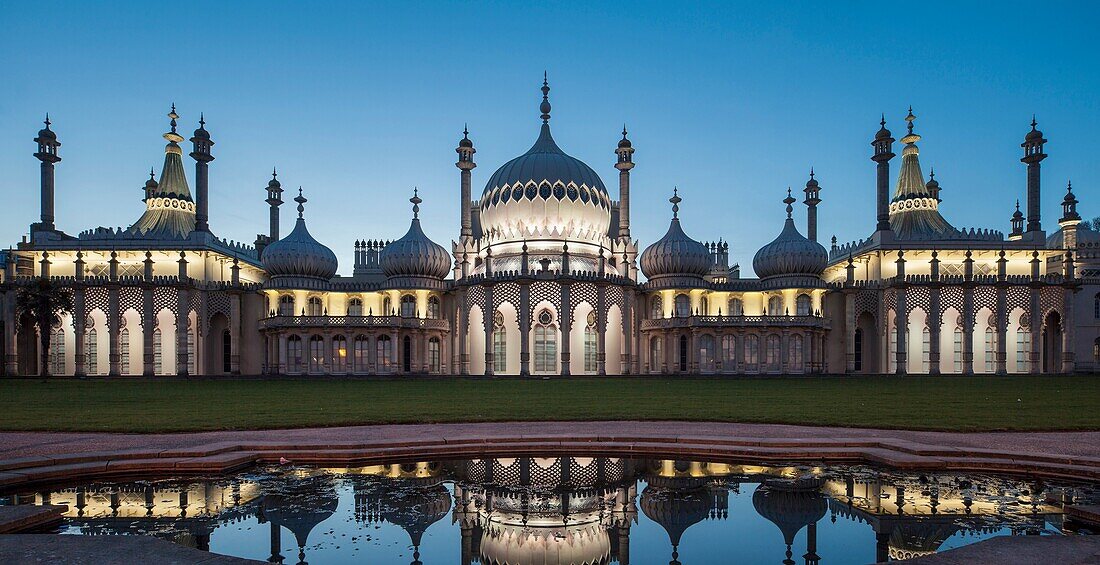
[
  {"left": 752, "top": 190, "right": 827, "bottom": 286},
  {"left": 478, "top": 77, "right": 612, "bottom": 248},
  {"left": 262, "top": 189, "right": 338, "bottom": 280},
  {"left": 380, "top": 190, "right": 451, "bottom": 286},
  {"left": 640, "top": 189, "right": 712, "bottom": 286}
]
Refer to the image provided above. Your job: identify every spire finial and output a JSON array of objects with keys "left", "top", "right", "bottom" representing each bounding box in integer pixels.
[
  {"left": 809, "top": 166, "right": 815, "bottom": 179},
  {"left": 44, "top": 113, "right": 51, "bottom": 129},
  {"left": 295, "top": 187, "right": 307, "bottom": 219},
  {"left": 929, "top": 167, "right": 935, "bottom": 180},
  {"left": 463, "top": 123, "right": 469, "bottom": 138},
  {"left": 669, "top": 187, "right": 681, "bottom": 219},
  {"left": 784, "top": 188, "right": 796, "bottom": 219},
  {"left": 168, "top": 103, "right": 178, "bottom": 133},
  {"left": 622, "top": 124, "right": 628, "bottom": 138},
  {"left": 149, "top": 167, "right": 155, "bottom": 181},
  {"left": 905, "top": 105, "right": 916, "bottom": 135},
  {"left": 410, "top": 187, "right": 422, "bottom": 219},
  {"left": 272, "top": 166, "right": 278, "bottom": 180},
  {"left": 880, "top": 113, "right": 886, "bottom": 127},
  {"left": 198, "top": 112, "right": 205, "bottom": 128},
  {"left": 540, "top": 72, "right": 551, "bottom": 124},
  {"left": 1031, "top": 115, "right": 1037, "bottom": 130}
]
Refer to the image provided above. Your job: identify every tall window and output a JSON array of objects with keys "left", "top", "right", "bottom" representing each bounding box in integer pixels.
[
  {"left": 1095, "top": 293, "right": 1100, "bottom": 319},
  {"left": 745, "top": 335, "right": 760, "bottom": 371},
  {"left": 353, "top": 335, "right": 369, "bottom": 372},
  {"left": 222, "top": 329, "right": 231, "bottom": 374},
  {"left": 584, "top": 312, "right": 598, "bottom": 372},
  {"left": 347, "top": 298, "right": 363, "bottom": 316},
  {"left": 86, "top": 328, "right": 99, "bottom": 375},
  {"left": 650, "top": 337, "right": 663, "bottom": 372},
  {"left": 534, "top": 310, "right": 557, "bottom": 372},
  {"left": 678, "top": 335, "right": 688, "bottom": 371},
  {"left": 121, "top": 328, "right": 131, "bottom": 375},
  {"left": 377, "top": 335, "right": 393, "bottom": 370},
  {"left": 187, "top": 328, "right": 196, "bottom": 375},
  {"left": 427, "top": 296, "right": 441, "bottom": 319},
  {"left": 287, "top": 335, "right": 303, "bottom": 373},
  {"left": 921, "top": 327, "right": 931, "bottom": 373},
  {"left": 790, "top": 334, "right": 804, "bottom": 372},
  {"left": 400, "top": 295, "right": 417, "bottom": 318},
  {"left": 1017, "top": 328, "right": 1029, "bottom": 372},
  {"left": 278, "top": 295, "right": 295, "bottom": 316},
  {"left": 699, "top": 334, "right": 715, "bottom": 372},
  {"left": 493, "top": 312, "right": 507, "bottom": 373},
  {"left": 50, "top": 328, "right": 65, "bottom": 375},
  {"left": 307, "top": 297, "right": 323, "bottom": 316},
  {"left": 428, "top": 337, "right": 441, "bottom": 373},
  {"left": 796, "top": 294, "right": 811, "bottom": 316},
  {"left": 953, "top": 327, "right": 963, "bottom": 373},
  {"left": 650, "top": 296, "right": 663, "bottom": 320},
  {"left": 332, "top": 335, "right": 347, "bottom": 373},
  {"left": 984, "top": 327, "right": 996, "bottom": 372},
  {"left": 767, "top": 296, "right": 783, "bottom": 316},
  {"left": 889, "top": 325, "right": 898, "bottom": 373},
  {"left": 721, "top": 335, "right": 736, "bottom": 370},
  {"left": 153, "top": 328, "right": 162, "bottom": 374},
  {"left": 309, "top": 335, "right": 324, "bottom": 373},
  {"left": 728, "top": 297, "right": 743, "bottom": 316},
  {"left": 854, "top": 328, "right": 863, "bottom": 371},
  {"left": 674, "top": 294, "right": 690, "bottom": 317},
  {"left": 383, "top": 296, "right": 393, "bottom": 316},
  {"left": 765, "top": 334, "right": 780, "bottom": 371}
]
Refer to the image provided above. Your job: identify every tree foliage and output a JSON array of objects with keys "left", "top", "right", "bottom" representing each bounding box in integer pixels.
[{"left": 15, "top": 278, "right": 74, "bottom": 377}]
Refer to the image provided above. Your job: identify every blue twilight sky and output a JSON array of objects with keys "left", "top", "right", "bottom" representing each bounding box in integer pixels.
[{"left": 2, "top": 1, "right": 1098, "bottom": 275}]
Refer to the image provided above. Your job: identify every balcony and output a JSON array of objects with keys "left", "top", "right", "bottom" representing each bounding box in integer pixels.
[
  {"left": 640, "top": 315, "right": 830, "bottom": 331},
  {"left": 258, "top": 315, "right": 449, "bottom": 331}
]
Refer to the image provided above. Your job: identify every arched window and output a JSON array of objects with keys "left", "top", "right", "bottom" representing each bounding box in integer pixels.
[
  {"left": 953, "top": 327, "right": 963, "bottom": 373},
  {"left": 309, "top": 335, "right": 324, "bottom": 373},
  {"left": 383, "top": 296, "right": 393, "bottom": 316},
  {"left": 728, "top": 297, "right": 743, "bottom": 317},
  {"left": 120, "top": 327, "right": 131, "bottom": 375},
  {"left": 278, "top": 295, "right": 295, "bottom": 317},
  {"left": 332, "top": 335, "right": 347, "bottom": 373},
  {"left": 699, "top": 334, "right": 715, "bottom": 373},
  {"left": 674, "top": 294, "right": 690, "bottom": 317},
  {"left": 152, "top": 328, "right": 162, "bottom": 374},
  {"left": 888, "top": 324, "right": 898, "bottom": 373},
  {"left": 767, "top": 295, "right": 783, "bottom": 315},
  {"left": 306, "top": 296, "right": 323, "bottom": 316},
  {"left": 678, "top": 335, "right": 688, "bottom": 371},
  {"left": 650, "top": 296, "right": 663, "bottom": 320},
  {"left": 187, "top": 326, "right": 196, "bottom": 375},
  {"left": 984, "top": 327, "right": 995, "bottom": 372},
  {"left": 221, "top": 329, "right": 231, "bottom": 374},
  {"left": 744, "top": 335, "right": 760, "bottom": 372},
  {"left": 790, "top": 334, "right": 804, "bottom": 372},
  {"left": 287, "top": 335, "right": 303, "bottom": 373},
  {"left": 493, "top": 311, "right": 507, "bottom": 373},
  {"left": 650, "top": 337, "right": 663, "bottom": 372},
  {"left": 534, "top": 310, "right": 557, "bottom": 373},
  {"left": 400, "top": 295, "right": 417, "bottom": 318},
  {"left": 347, "top": 298, "right": 363, "bottom": 317},
  {"left": 765, "top": 334, "right": 780, "bottom": 371},
  {"left": 921, "top": 327, "right": 931, "bottom": 373},
  {"left": 353, "top": 335, "right": 369, "bottom": 373},
  {"left": 700, "top": 296, "right": 709, "bottom": 316},
  {"left": 85, "top": 327, "right": 99, "bottom": 375},
  {"left": 854, "top": 328, "right": 863, "bottom": 371},
  {"left": 1017, "top": 327, "right": 1029, "bottom": 372},
  {"left": 49, "top": 327, "right": 65, "bottom": 375},
  {"left": 377, "top": 335, "right": 393, "bottom": 370},
  {"left": 584, "top": 311, "right": 598, "bottom": 372},
  {"left": 721, "top": 334, "right": 736, "bottom": 370},
  {"left": 796, "top": 294, "right": 811, "bottom": 316},
  {"left": 429, "top": 337, "right": 441, "bottom": 373},
  {"left": 427, "top": 296, "right": 441, "bottom": 319}
]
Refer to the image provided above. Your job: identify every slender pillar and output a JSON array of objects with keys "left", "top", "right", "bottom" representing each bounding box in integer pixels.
[
  {"left": 190, "top": 114, "right": 214, "bottom": 233},
  {"left": 845, "top": 292, "right": 856, "bottom": 373},
  {"left": 1021, "top": 118, "right": 1046, "bottom": 234},
  {"left": 560, "top": 283, "right": 571, "bottom": 376},
  {"left": 108, "top": 286, "right": 121, "bottom": 376},
  {"left": 615, "top": 127, "right": 634, "bottom": 239},
  {"left": 176, "top": 253, "right": 189, "bottom": 376},
  {"left": 519, "top": 284, "right": 531, "bottom": 376},
  {"left": 456, "top": 127, "right": 476, "bottom": 241},
  {"left": 1063, "top": 285, "right": 1076, "bottom": 373},
  {"left": 229, "top": 294, "right": 241, "bottom": 374},
  {"left": 995, "top": 287, "right": 1008, "bottom": 374},
  {"left": 872, "top": 117, "right": 896, "bottom": 233},
  {"left": 803, "top": 169, "right": 821, "bottom": 242},
  {"left": 33, "top": 116, "right": 61, "bottom": 233},
  {"left": 1030, "top": 252, "right": 1042, "bottom": 374},
  {"left": 73, "top": 289, "right": 86, "bottom": 377},
  {"left": 483, "top": 285, "right": 494, "bottom": 376},
  {"left": 596, "top": 285, "right": 607, "bottom": 375},
  {"left": 928, "top": 287, "right": 941, "bottom": 375},
  {"left": 265, "top": 170, "right": 283, "bottom": 241},
  {"left": 622, "top": 291, "right": 633, "bottom": 374},
  {"left": 894, "top": 251, "right": 908, "bottom": 375},
  {"left": 142, "top": 275, "right": 155, "bottom": 377},
  {"left": 962, "top": 287, "right": 975, "bottom": 375}
]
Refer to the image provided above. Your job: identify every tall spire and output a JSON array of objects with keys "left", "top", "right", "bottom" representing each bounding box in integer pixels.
[
  {"left": 888, "top": 107, "right": 955, "bottom": 239},
  {"left": 540, "top": 71, "right": 551, "bottom": 124},
  {"left": 129, "top": 105, "right": 194, "bottom": 238}
]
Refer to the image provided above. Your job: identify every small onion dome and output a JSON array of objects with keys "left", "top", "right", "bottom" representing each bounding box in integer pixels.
[
  {"left": 37, "top": 114, "right": 57, "bottom": 141},
  {"left": 751, "top": 482, "right": 827, "bottom": 549},
  {"left": 618, "top": 125, "right": 632, "bottom": 148},
  {"left": 875, "top": 114, "right": 892, "bottom": 140},
  {"left": 380, "top": 190, "right": 451, "bottom": 284},
  {"left": 458, "top": 125, "right": 473, "bottom": 148},
  {"left": 144, "top": 168, "right": 158, "bottom": 190},
  {"left": 192, "top": 113, "right": 210, "bottom": 139},
  {"left": 639, "top": 189, "right": 712, "bottom": 285},
  {"left": 753, "top": 190, "right": 827, "bottom": 284},
  {"left": 261, "top": 188, "right": 338, "bottom": 280},
  {"left": 1026, "top": 117, "right": 1044, "bottom": 141}
]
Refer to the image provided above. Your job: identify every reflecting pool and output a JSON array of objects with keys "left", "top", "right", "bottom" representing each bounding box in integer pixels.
[{"left": 3, "top": 457, "right": 1097, "bottom": 564}]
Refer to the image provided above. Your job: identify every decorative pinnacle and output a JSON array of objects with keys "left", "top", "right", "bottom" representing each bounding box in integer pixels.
[
  {"left": 272, "top": 166, "right": 278, "bottom": 180},
  {"left": 168, "top": 104, "right": 178, "bottom": 133},
  {"left": 463, "top": 123, "right": 469, "bottom": 138},
  {"left": 670, "top": 187, "right": 681, "bottom": 219},
  {"left": 880, "top": 113, "right": 886, "bottom": 127},
  {"left": 149, "top": 167, "right": 156, "bottom": 181},
  {"left": 294, "top": 187, "right": 307, "bottom": 218},
  {"left": 410, "top": 187, "right": 422, "bottom": 219},
  {"left": 199, "top": 112, "right": 205, "bottom": 127},
  {"left": 540, "top": 71, "right": 551, "bottom": 124},
  {"left": 929, "top": 167, "right": 935, "bottom": 180},
  {"left": 905, "top": 105, "right": 915, "bottom": 134},
  {"left": 1031, "top": 115, "right": 1038, "bottom": 130},
  {"left": 784, "top": 188, "right": 796, "bottom": 219},
  {"left": 44, "top": 113, "right": 51, "bottom": 130},
  {"left": 809, "top": 167, "right": 815, "bottom": 180},
  {"left": 622, "top": 124, "right": 628, "bottom": 139}
]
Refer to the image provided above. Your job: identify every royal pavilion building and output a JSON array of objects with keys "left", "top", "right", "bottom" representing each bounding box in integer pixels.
[{"left": 1, "top": 80, "right": 1097, "bottom": 377}]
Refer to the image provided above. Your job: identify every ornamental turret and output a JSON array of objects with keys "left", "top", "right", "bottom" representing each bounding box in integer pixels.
[
  {"left": 615, "top": 125, "right": 635, "bottom": 239},
  {"left": 189, "top": 113, "right": 214, "bottom": 233},
  {"left": 887, "top": 108, "right": 956, "bottom": 240},
  {"left": 266, "top": 168, "right": 283, "bottom": 240},
  {"left": 802, "top": 168, "right": 821, "bottom": 242},
  {"left": 456, "top": 125, "right": 476, "bottom": 241},
  {"left": 261, "top": 188, "right": 338, "bottom": 281},
  {"left": 752, "top": 189, "right": 828, "bottom": 289},
  {"left": 1022, "top": 117, "right": 1047, "bottom": 235},
  {"left": 1009, "top": 200, "right": 1024, "bottom": 240},
  {"left": 871, "top": 114, "right": 895, "bottom": 233},
  {"left": 380, "top": 189, "right": 451, "bottom": 287},
  {"left": 127, "top": 105, "right": 196, "bottom": 239},
  {"left": 1059, "top": 181, "right": 1080, "bottom": 249},
  {"left": 142, "top": 168, "right": 157, "bottom": 202},
  {"left": 33, "top": 114, "right": 61, "bottom": 234},
  {"left": 639, "top": 188, "right": 711, "bottom": 287}
]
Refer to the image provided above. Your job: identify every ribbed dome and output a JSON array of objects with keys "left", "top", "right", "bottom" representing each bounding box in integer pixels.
[
  {"left": 262, "top": 190, "right": 338, "bottom": 280},
  {"left": 753, "top": 195, "right": 827, "bottom": 280},
  {"left": 751, "top": 482, "right": 827, "bottom": 547},
  {"left": 639, "top": 191, "right": 711, "bottom": 283},
  {"left": 380, "top": 192, "right": 451, "bottom": 282}
]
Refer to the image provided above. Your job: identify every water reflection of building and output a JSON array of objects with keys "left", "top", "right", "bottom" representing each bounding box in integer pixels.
[
  {"left": 260, "top": 472, "right": 339, "bottom": 565},
  {"left": 353, "top": 463, "right": 452, "bottom": 565}
]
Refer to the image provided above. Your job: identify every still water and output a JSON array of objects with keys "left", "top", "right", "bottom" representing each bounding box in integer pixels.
[{"left": 3, "top": 457, "right": 1096, "bottom": 564}]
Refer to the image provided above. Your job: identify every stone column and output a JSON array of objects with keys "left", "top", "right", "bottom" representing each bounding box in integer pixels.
[
  {"left": 1063, "top": 286, "right": 1076, "bottom": 373},
  {"left": 895, "top": 289, "right": 908, "bottom": 375},
  {"left": 780, "top": 329, "right": 790, "bottom": 374},
  {"left": 962, "top": 286, "right": 975, "bottom": 375},
  {"left": 458, "top": 298, "right": 469, "bottom": 375},
  {"left": 1029, "top": 287, "right": 1041, "bottom": 374},
  {"left": 419, "top": 329, "right": 428, "bottom": 373},
  {"left": 596, "top": 285, "right": 607, "bottom": 375},
  {"left": 661, "top": 331, "right": 670, "bottom": 373},
  {"left": 734, "top": 331, "right": 744, "bottom": 373},
  {"left": 323, "top": 334, "right": 333, "bottom": 375},
  {"left": 107, "top": 286, "right": 121, "bottom": 376},
  {"left": 995, "top": 286, "right": 1008, "bottom": 374},
  {"left": 3, "top": 288, "right": 16, "bottom": 376},
  {"left": 928, "top": 286, "right": 941, "bottom": 375},
  {"left": 277, "top": 333, "right": 287, "bottom": 374},
  {"left": 483, "top": 285, "right": 494, "bottom": 376},
  {"left": 142, "top": 287, "right": 155, "bottom": 376},
  {"left": 519, "top": 284, "right": 531, "bottom": 376},
  {"left": 176, "top": 289, "right": 189, "bottom": 376},
  {"left": 689, "top": 329, "right": 699, "bottom": 374},
  {"left": 622, "top": 291, "right": 634, "bottom": 374},
  {"left": 560, "top": 283, "right": 571, "bottom": 376},
  {"left": 229, "top": 294, "right": 241, "bottom": 374},
  {"left": 367, "top": 333, "right": 377, "bottom": 374},
  {"left": 845, "top": 292, "right": 856, "bottom": 373},
  {"left": 73, "top": 289, "right": 86, "bottom": 377}
]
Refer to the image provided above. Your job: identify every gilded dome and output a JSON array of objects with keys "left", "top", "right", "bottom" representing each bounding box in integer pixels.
[
  {"left": 752, "top": 193, "right": 827, "bottom": 282},
  {"left": 380, "top": 191, "right": 451, "bottom": 283},
  {"left": 261, "top": 190, "right": 338, "bottom": 280},
  {"left": 639, "top": 190, "right": 711, "bottom": 284}
]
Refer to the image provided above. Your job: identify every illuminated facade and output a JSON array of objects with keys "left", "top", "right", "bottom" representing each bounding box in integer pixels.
[{"left": 1, "top": 85, "right": 1097, "bottom": 376}]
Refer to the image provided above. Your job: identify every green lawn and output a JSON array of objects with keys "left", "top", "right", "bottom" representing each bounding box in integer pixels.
[{"left": 0, "top": 376, "right": 1096, "bottom": 433}]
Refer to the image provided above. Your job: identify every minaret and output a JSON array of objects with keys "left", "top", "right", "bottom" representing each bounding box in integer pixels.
[
  {"left": 803, "top": 168, "right": 821, "bottom": 242},
  {"left": 1009, "top": 200, "right": 1024, "bottom": 240},
  {"left": 143, "top": 168, "right": 158, "bottom": 202},
  {"left": 190, "top": 112, "right": 214, "bottom": 233},
  {"left": 1022, "top": 117, "right": 1047, "bottom": 235},
  {"left": 615, "top": 125, "right": 635, "bottom": 239},
  {"left": 1058, "top": 181, "right": 1080, "bottom": 250},
  {"left": 456, "top": 125, "right": 476, "bottom": 241},
  {"left": 266, "top": 168, "right": 284, "bottom": 240},
  {"left": 33, "top": 114, "right": 61, "bottom": 233},
  {"left": 871, "top": 115, "right": 895, "bottom": 234}
]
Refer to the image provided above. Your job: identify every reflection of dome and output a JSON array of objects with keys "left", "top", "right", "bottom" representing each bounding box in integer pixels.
[
  {"left": 377, "top": 482, "right": 452, "bottom": 547},
  {"left": 478, "top": 79, "right": 612, "bottom": 248},
  {"left": 639, "top": 190, "right": 711, "bottom": 285},
  {"left": 479, "top": 519, "right": 611, "bottom": 565},
  {"left": 752, "top": 193, "right": 827, "bottom": 284},
  {"left": 261, "top": 189, "right": 338, "bottom": 280},
  {"left": 887, "top": 522, "right": 960, "bottom": 561},
  {"left": 379, "top": 191, "right": 451, "bottom": 285},
  {"left": 261, "top": 474, "right": 339, "bottom": 550},
  {"left": 640, "top": 481, "right": 711, "bottom": 563},
  {"left": 751, "top": 482, "right": 827, "bottom": 554}
]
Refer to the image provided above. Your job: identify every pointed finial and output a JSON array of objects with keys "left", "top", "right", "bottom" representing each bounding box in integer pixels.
[
  {"left": 199, "top": 112, "right": 205, "bottom": 127},
  {"left": 1016, "top": 199, "right": 1021, "bottom": 211},
  {"left": 669, "top": 187, "right": 681, "bottom": 219},
  {"left": 784, "top": 188, "right": 796, "bottom": 219},
  {"left": 880, "top": 113, "right": 886, "bottom": 127},
  {"left": 809, "top": 166, "right": 815, "bottom": 179},
  {"left": 168, "top": 103, "right": 178, "bottom": 133},
  {"left": 1031, "top": 115, "right": 1037, "bottom": 130},
  {"left": 905, "top": 106, "right": 916, "bottom": 134},
  {"left": 410, "top": 187, "right": 422, "bottom": 219},
  {"left": 44, "top": 113, "right": 51, "bottom": 129},
  {"left": 463, "top": 123, "right": 469, "bottom": 138},
  {"left": 540, "top": 72, "right": 552, "bottom": 124},
  {"left": 295, "top": 187, "right": 307, "bottom": 219},
  {"left": 622, "top": 124, "right": 628, "bottom": 138},
  {"left": 149, "top": 167, "right": 156, "bottom": 180},
  {"left": 272, "top": 166, "right": 278, "bottom": 180}
]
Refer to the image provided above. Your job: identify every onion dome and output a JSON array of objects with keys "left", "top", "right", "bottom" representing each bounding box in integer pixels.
[
  {"left": 261, "top": 474, "right": 339, "bottom": 564},
  {"left": 127, "top": 105, "right": 196, "bottom": 239},
  {"left": 640, "top": 189, "right": 712, "bottom": 286},
  {"left": 752, "top": 190, "right": 828, "bottom": 285},
  {"left": 261, "top": 188, "right": 338, "bottom": 280},
  {"left": 640, "top": 480, "right": 712, "bottom": 565},
  {"left": 618, "top": 125, "right": 632, "bottom": 149},
  {"left": 379, "top": 189, "right": 451, "bottom": 286},
  {"left": 192, "top": 112, "right": 210, "bottom": 140},
  {"left": 875, "top": 114, "right": 892, "bottom": 140},
  {"left": 479, "top": 75, "right": 612, "bottom": 247},
  {"left": 37, "top": 114, "right": 57, "bottom": 141},
  {"left": 1026, "top": 116, "right": 1044, "bottom": 141}
]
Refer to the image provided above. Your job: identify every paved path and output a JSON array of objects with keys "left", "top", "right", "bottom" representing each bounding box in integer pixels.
[
  {"left": 2, "top": 421, "right": 1098, "bottom": 460},
  {"left": 901, "top": 535, "right": 1100, "bottom": 564},
  {"left": 0, "top": 534, "right": 263, "bottom": 564}
]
